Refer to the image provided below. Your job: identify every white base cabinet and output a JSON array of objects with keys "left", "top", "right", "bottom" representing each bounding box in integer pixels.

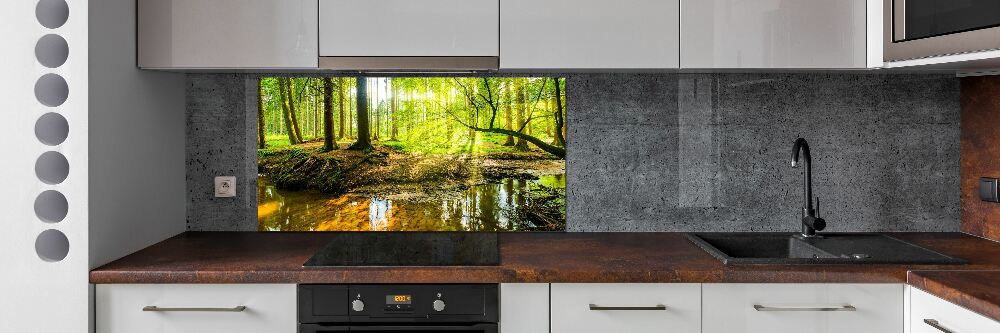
[
  {"left": 550, "top": 283, "right": 701, "bottom": 333},
  {"left": 909, "top": 287, "right": 1000, "bottom": 333},
  {"left": 703, "top": 283, "right": 903, "bottom": 333},
  {"left": 500, "top": 284, "right": 549, "bottom": 333},
  {"left": 96, "top": 284, "right": 297, "bottom": 333}
]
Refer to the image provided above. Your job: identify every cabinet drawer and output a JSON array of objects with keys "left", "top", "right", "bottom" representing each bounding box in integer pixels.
[
  {"left": 910, "top": 287, "right": 1000, "bottom": 333},
  {"left": 550, "top": 283, "right": 700, "bottom": 333},
  {"left": 96, "top": 284, "right": 296, "bottom": 333},
  {"left": 703, "top": 283, "right": 903, "bottom": 333}
]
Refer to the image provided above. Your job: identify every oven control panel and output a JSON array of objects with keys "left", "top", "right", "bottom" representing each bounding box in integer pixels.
[{"left": 299, "top": 284, "right": 498, "bottom": 323}]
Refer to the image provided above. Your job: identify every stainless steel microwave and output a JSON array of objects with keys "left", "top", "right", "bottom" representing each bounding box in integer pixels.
[{"left": 884, "top": 0, "right": 1000, "bottom": 62}]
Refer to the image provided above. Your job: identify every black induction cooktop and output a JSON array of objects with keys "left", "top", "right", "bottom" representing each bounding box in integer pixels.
[{"left": 303, "top": 232, "right": 500, "bottom": 266}]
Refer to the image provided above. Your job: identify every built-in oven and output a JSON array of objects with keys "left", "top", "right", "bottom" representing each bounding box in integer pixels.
[
  {"left": 885, "top": 0, "right": 1000, "bottom": 61},
  {"left": 299, "top": 284, "right": 498, "bottom": 333}
]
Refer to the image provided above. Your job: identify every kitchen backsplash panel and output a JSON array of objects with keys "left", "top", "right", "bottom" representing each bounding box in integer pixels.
[{"left": 187, "top": 73, "right": 960, "bottom": 232}]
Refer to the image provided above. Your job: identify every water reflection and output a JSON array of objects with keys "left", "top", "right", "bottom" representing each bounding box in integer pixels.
[{"left": 258, "top": 175, "right": 565, "bottom": 231}]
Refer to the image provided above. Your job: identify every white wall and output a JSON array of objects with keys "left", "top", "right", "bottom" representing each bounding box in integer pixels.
[
  {"left": 0, "top": 0, "right": 90, "bottom": 331},
  {"left": 88, "top": 0, "right": 187, "bottom": 270},
  {"left": 0, "top": 0, "right": 185, "bottom": 331}
]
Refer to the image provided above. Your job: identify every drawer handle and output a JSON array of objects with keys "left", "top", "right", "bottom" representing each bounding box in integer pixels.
[
  {"left": 589, "top": 304, "right": 667, "bottom": 311},
  {"left": 923, "top": 319, "right": 955, "bottom": 333},
  {"left": 753, "top": 305, "right": 856, "bottom": 312},
  {"left": 142, "top": 306, "right": 247, "bottom": 312}
]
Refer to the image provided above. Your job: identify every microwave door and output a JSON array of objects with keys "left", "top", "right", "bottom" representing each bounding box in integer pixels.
[
  {"left": 885, "top": 0, "right": 1000, "bottom": 61},
  {"left": 896, "top": 0, "right": 1000, "bottom": 42}
]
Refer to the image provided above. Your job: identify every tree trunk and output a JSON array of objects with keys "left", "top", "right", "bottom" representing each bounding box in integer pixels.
[
  {"left": 284, "top": 78, "right": 304, "bottom": 143},
  {"left": 372, "top": 78, "right": 380, "bottom": 141},
  {"left": 390, "top": 79, "right": 398, "bottom": 141},
  {"left": 348, "top": 77, "right": 372, "bottom": 150},
  {"left": 337, "top": 77, "right": 347, "bottom": 139},
  {"left": 322, "top": 78, "right": 338, "bottom": 151},
  {"left": 257, "top": 79, "right": 267, "bottom": 149},
  {"left": 552, "top": 77, "right": 566, "bottom": 147},
  {"left": 502, "top": 81, "right": 515, "bottom": 146},
  {"left": 514, "top": 80, "right": 529, "bottom": 151},
  {"left": 313, "top": 79, "right": 319, "bottom": 139},
  {"left": 277, "top": 78, "right": 300, "bottom": 145},
  {"left": 462, "top": 125, "right": 565, "bottom": 158}
]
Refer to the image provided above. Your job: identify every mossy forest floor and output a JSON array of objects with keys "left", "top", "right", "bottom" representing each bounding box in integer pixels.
[{"left": 258, "top": 139, "right": 566, "bottom": 231}]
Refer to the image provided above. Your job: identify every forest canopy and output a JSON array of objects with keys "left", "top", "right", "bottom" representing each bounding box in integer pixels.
[{"left": 257, "top": 76, "right": 567, "bottom": 232}]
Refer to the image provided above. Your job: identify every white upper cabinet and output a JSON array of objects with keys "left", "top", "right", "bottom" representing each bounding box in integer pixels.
[
  {"left": 681, "top": 0, "right": 879, "bottom": 69},
  {"left": 319, "top": 0, "right": 499, "bottom": 57},
  {"left": 500, "top": 0, "right": 681, "bottom": 69},
  {"left": 138, "top": 0, "right": 318, "bottom": 69}
]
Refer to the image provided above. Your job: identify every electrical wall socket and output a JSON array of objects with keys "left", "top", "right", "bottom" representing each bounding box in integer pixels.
[{"left": 215, "top": 176, "right": 236, "bottom": 198}]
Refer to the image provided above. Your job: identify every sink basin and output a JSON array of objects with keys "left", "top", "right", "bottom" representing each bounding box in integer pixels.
[{"left": 687, "top": 233, "right": 966, "bottom": 265}]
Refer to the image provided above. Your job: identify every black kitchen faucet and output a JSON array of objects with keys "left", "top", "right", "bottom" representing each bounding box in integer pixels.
[{"left": 791, "top": 138, "right": 826, "bottom": 237}]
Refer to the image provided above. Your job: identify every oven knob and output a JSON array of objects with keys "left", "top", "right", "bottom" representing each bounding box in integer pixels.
[
  {"left": 432, "top": 299, "right": 446, "bottom": 312},
  {"left": 351, "top": 299, "right": 365, "bottom": 312}
]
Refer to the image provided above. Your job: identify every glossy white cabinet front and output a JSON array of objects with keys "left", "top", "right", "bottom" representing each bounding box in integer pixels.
[
  {"left": 550, "top": 283, "right": 700, "bottom": 333},
  {"left": 910, "top": 287, "right": 1000, "bottom": 333},
  {"left": 500, "top": 284, "right": 549, "bottom": 333},
  {"left": 96, "top": 284, "right": 297, "bottom": 333},
  {"left": 319, "top": 0, "right": 499, "bottom": 57},
  {"left": 703, "top": 284, "right": 903, "bottom": 333},
  {"left": 501, "top": 0, "right": 680, "bottom": 69},
  {"left": 137, "top": 0, "right": 318, "bottom": 69},
  {"left": 681, "top": 0, "right": 870, "bottom": 68}
]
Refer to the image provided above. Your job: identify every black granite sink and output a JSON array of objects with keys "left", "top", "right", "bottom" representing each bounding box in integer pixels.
[{"left": 687, "top": 233, "right": 966, "bottom": 265}]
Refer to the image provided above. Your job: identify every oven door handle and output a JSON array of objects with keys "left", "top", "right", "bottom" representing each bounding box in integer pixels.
[{"left": 348, "top": 323, "right": 498, "bottom": 332}]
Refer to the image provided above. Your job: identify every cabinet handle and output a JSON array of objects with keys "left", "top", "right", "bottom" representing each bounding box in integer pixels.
[
  {"left": 923, "top": 319, "right": 955, "bottom": 333},
  {"left": 753, "top": 304, "right": 856, "bottom": 312},
  {"left": 142, "top": 306, "right": 247, "bottom": 312},
  {"left": 589, "top": 304, "right": 667, "bottom": 311}
]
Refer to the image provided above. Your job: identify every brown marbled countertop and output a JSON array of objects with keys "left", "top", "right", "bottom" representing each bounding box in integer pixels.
[
  {"left": 91, "top": 232, "right": 1000, "bottom": 285},
  {"left": 908, "top": 270, "right": 1000, "bottom": 322},
  {"left": 89, "top": 232, "right": 1000, "bottom": 319}
]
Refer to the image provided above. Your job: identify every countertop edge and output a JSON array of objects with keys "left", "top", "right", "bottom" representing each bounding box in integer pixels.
[{"left": 907, "top": 270, "right": 1000, "bottom": 323}]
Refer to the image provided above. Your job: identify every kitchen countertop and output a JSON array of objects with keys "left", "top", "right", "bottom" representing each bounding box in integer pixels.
[
  {"left": 91, "top": 232, "right": 1000, "bottom": 284},
  {"left": 91, "top": 232, "right": 1000, "bottom": 320},
  {"left": 908, "top": 270, "right": 1000, "bottom": 322}
]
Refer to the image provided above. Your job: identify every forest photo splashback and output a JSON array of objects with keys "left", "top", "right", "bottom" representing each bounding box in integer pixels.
[{"left": 257, "top": 77, "right": 567, "bottom": 232}]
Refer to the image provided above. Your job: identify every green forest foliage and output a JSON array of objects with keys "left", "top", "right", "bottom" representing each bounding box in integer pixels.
[{"left": 258, "top": 77, "right": 567, "bottom": 157}]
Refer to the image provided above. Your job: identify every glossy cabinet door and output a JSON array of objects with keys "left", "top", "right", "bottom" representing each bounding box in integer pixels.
[
  {"left": 681, "top": 0, "right": 870, "bottom": 68},
  {"left": 910, "top": 287, "right": 1000, "bottom": 333},
  {"left": 702, "top": 283, "right": 903, "bottom": 333},
  {"left": 96, "top": 284, "right": 297, "bottom": 333},
  {"left": 550, "top": 283, "right": 700, "bottom": 333},
  {"left": 500, "top": 0, "right": 680, "bottom": 69},
  {"left": 500, "top": 284, "right": 549, "bottom": 333},
  {"left": 137, "top": 0, "right": 318, "bottom": 69},
  {"left": 319, "top": 0, "right": 499, "bottom": 57}
]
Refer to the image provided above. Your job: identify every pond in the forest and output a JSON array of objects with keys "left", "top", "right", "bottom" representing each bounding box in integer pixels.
[{"left": 257, "top": 175, "right": 566, "bottom": 232}]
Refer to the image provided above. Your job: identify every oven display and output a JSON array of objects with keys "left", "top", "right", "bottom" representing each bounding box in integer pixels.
[{"left": 386, "top": 295, "right": 412, "bottom": 305}]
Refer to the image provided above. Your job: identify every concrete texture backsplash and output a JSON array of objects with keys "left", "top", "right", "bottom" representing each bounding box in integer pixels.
[{"left": 186, "top": 73, "right": 960, "bottom": 232}]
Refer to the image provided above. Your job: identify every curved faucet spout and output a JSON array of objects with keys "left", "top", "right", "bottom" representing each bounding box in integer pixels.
[{"left": 791, "top": 138, "right": 813, "bottom": 212}]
